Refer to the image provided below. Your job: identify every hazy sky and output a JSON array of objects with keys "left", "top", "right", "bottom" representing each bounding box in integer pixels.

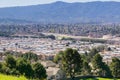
[{"left": 0, "top": 0, "right": 120, "bottom": 7}]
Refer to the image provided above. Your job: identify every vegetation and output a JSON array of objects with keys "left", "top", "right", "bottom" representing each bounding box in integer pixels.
[
  {"left": 1, "top": 24, "right": 120, "bottom": 39},
  {"left": 81, "top": 61, "right": 91, "bottom": 76},
  {"left": 0, "top": 52, "right": 47, "bottom": 80},
  {"left": 16, "top": 58, "right": 33, "bottom": 78},
  {"left": 33, "top": 63, "right": 47, "bottom": 80},
  {"left": 110, "top": 58, "right": 120, "bottom": 78},
  {"left": 21, "top": 52, "right": 39, "bottom": 62},
  {"left": 0, "top": 47, "right": 120, "bottom": 80},
  {"left": 54, "top": 48, "right": 120, "bottom": 80},
  {"left": 0, "top": 74, "right": 27, "bottom": 80},
  {"left": 92, "top": 54, "right": 112, "bottom": 77},
  {"left": 79, "top": 77, "right": 120, "bottom": 80},
  {"left": 61, "top": 48, "right": 83, "bottom": 80}
]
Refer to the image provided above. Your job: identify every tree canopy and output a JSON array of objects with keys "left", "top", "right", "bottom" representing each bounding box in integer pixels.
[
  {"left": 92, "top": 54, "right": 112, "bottom": 77},
  {"left": 110, "top": 57, "right": 120, "bottom": 78},
  {"left": 33, "top": 62, "right": 47, "bottom": 79},
  {"left": 55, "top": 48, "right": 83, "bottom": 80}
]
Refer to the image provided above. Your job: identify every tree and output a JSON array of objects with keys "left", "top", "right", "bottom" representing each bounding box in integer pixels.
[
  {"left": 82, "top": 61, "right": 91, "bottom": 75},
  {"left": 5, "top": 55, "right": 16, "bottom": 69},
  {"left": 0, "top": 62, "right": 2, "bottom": 71},
  {"left": 33, "top": 62, "right": 47, "bottom": 79},
  {"left": 21, "top": 52, "right": 38, "bottom": 62},
  {"left": 89, "top": 48, "right": 98, "bottom": 58},
  {"left": 110, "top": 57, "right": 120, "bottom": 78},
  {"left": 25, "top": 63, "right": 34, "bottom": 78},
  {"left": 3, "top": 55, "right": 20, "bottom": 75},
  {"left": 17, "top": 58, "right": 27, "bottom": 74},
  {"left": 16, "top": 58, "right": 33, "bottom": 78},
  {"left": 61, "top": 48, "right": 83, "bottom": 80},
  {"left": 54, "top": 51, "right": 63, "bottom": 63},
  {"left": 86, "top": 48, "right": 99, "bottom": 62},
  {"left": 92, "top": 54, "right": 112, "bottom": 77}
]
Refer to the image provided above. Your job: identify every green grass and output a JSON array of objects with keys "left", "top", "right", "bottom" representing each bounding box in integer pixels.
[
  {"left": 79, "top": 78, "right": 120, "bottom": 80},
  {"left": 98, "top": 78, "right": 120, "bottom": 80},
  {"left": 68, "top": 76, "right": 120, "bottom": 80},
  {"left": 1, "top": 74, "right": 120, "bottom": 80},
  {"left": 0, "top": 74, "right": 27, "bottom": 80}
]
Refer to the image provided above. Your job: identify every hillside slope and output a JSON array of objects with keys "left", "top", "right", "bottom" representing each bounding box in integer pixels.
[{"left": 0, "top": 1, "right": 120, "bottom": 23}]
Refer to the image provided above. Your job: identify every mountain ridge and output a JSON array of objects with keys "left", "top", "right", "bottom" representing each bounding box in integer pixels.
[{"left": 0, "top": 1, "right": 120, "bottom": 23}]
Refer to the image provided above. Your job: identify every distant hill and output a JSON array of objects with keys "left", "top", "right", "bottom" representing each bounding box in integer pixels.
[
  {"left": 0, "top": 1, "right": 120, "bottom": 23},
  {"left": 0, "top": 18, "right": 34, "bottom": 24}
]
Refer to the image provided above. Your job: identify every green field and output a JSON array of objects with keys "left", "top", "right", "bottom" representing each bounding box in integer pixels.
[
  {"left": 98, "top": 78, "right": 120, "bottom": 80},
  {"left": 0, "top": 74, "right": 27, "bottom": 80},
  {"left": 67, "top": 77, "right": 120, "bottom": 80},
  {"left": 79, "top": 78, "right": 120, "bottom": 80},
  {"left": 0, "top": 74, "right": 120, "bottom": 80}
]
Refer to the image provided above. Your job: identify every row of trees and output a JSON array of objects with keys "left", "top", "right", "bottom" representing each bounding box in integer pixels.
[
  {"left": 1, "top": 23, "right": 120, "bottom": 37},
  {"left": 54, "top": 48, "right": 120, "bottom": 80},
  {"left": 0, "top": 54, "right": 47, "bottom": 80}
]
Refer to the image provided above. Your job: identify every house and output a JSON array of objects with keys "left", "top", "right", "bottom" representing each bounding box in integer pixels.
[
  {"left": 41, "top": 61, "right": 66, "bottom": 80},
  {"left": 46, "top": 67, "right": 66, "bottom": 80},
  {"left": 41, "top": 61, "right": 56, "bottom": 68}
]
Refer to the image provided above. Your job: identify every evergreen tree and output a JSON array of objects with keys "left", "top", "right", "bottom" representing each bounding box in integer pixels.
[
  {"left": 61, "top": 48, "right": 83, "bottom": 80},
  {"left": 110, "top": 57, "right": 120, "bottom": 78},
  {"left": 92, "top": 54, "right": 112, "bottom": 77}
]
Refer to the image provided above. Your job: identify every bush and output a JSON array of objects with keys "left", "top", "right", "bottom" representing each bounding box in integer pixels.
[{"left": 33, "top": 62, "right": 47, "bottom": 79}]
